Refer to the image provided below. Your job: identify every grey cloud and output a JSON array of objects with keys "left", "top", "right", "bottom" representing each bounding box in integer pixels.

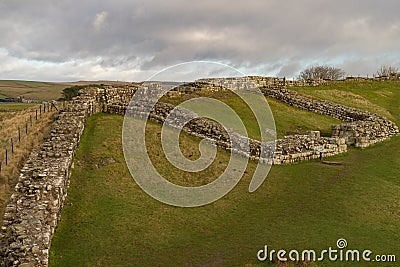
[{"left": 0, "top": 0, "right": 400, "bottom": 81}]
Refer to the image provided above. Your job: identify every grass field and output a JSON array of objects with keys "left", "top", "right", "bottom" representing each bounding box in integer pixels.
[
  {"left": 0, "top": 80, "right": 139, "bottom": 101},
  {"left": 0, "top": 103, "right": 38, "bottom": 121},
  {"left": 49, "top": 81, "right": 399, "bottom": 266},
  {"left": 0, "top": 80, "right": 69, "bottom": 101},
  {"left": 0, "top": 102, "right": 38, "bottom": 111}
]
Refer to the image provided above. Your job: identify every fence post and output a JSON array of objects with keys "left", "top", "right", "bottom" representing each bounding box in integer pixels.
[
  {"left": 36, "top": 109, "right": 38, "bottom": 120},
  {"left": 11, "top": 138, "right": 13, "bottom": 153},
  {"left": 5, "top": 149, "right": 7, "bottom": 166},
  {"left": 40, "top": 106, "right": 42, "bottom": 116},
  {"left": 18, "top": 127, "right": 21, "bottom": 142},
  {"left": 0, "top": 162, "right": 3, "bottom": 189},
  {"left": 26, "top": 123, "right": 28, "bottom": 134}
]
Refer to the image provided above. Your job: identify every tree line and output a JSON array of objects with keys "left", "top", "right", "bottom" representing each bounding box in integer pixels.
[
  {"left": 59, "top": 84, "right": 105, "bottom": 101},
  {"left": 298, "top": 65, "right": 399, "bottom": 80}
]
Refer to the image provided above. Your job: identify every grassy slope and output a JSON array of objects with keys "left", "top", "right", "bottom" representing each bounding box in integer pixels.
[
  {"left": 291, "top": 80, "right": 400, "bottom": 124},
  {"left": 163, "top": 90, "right": 341, "bottom": 139},
  {"left": 50, "top": 81, "right": 400, "bottom": 267},
  {"left": 0, "top": 80, "right": 68, "bottom": 100}
]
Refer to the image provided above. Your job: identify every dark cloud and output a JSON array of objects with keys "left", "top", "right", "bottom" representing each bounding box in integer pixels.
[{"left": 0, "top": 0, "right": 400, "bottom": 81}]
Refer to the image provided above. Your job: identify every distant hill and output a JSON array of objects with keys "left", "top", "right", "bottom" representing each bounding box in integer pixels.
[{"left": 0, "top": 80, "right": 137, "bottom": 101}]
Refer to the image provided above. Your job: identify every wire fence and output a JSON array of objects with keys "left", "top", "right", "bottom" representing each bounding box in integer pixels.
[{"left": 0, "top": 102, "right": 63, "bottom": 178}]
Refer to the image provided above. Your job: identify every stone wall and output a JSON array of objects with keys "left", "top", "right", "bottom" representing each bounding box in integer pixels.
[
  {"left": 104, "top": 97, "right": 347, "bottom": 164},
  {"left": 274, "top": 134, "right": 347, "bottom": 164},
  {"left": 260, "top": 87, "right": 399, "bottom": 147},
  {"left": 102, "top": 79, "right": 398, "bottom": 150},
  {"left": 0, "top": 89, "right": 100, "bottom": 267},
  {"left": 248, "top": 76, "right": 331, "bottom": 88}
]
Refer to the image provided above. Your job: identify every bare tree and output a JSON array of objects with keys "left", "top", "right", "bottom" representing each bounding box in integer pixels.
[
  {"left": 376, "top": 65, "right": 399, "bottom": 77},
  {"left": 298, "top": 65, "right": 345, "bottom": 80}
]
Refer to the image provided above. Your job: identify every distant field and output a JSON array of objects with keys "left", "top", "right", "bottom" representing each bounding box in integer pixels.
[
  {"left": 0, "top": 103, "right": 39, "bottom": 123},
  {"left": 0, "top": 80, "right": 69, "bottom": 101},
  {"left": 0, "top": 102, "right": 38, "bottom": 111},
  {"left": 0, "top": 80, "right": 139, "bottom": 101},
  {"left": 50, "top": 81, "right": 400, "bottom": 266}
]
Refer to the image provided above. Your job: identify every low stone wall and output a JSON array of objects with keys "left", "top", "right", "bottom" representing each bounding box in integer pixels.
[
  {"left": 105, "top": 100, "right": 347, "bottom": 164},
  {"left": 274, "top": 134, "right": 347, "bottom": 164},
  {"left": 331, "top": 117, "right": 398, "bottom": 148},
  {"left": 106, "top": 101, "right": 272, "bottom": 161},
  {"left": 259, "top": 87, "right": 399, "bottom": 147},
  {"left": 86, "top": 79, "right": 398, "bottom": 154},
  {"left": 249, "top": 76, "right": 331, "bottom": 88},
  {"left": 0, "top": 90, "right": 99, "bottom": 266},
  {"left": 261, "top": 87, "right": 372, "bottom": 122},
  {"left": 102, "top": 79, "right": 398, "bottom": 149}
]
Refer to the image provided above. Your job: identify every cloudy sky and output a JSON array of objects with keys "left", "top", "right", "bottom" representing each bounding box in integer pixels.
[{"left": 1, "top": 0, "right": 400, "bottom": 81}]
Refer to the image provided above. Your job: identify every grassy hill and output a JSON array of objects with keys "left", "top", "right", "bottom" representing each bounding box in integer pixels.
[
  {"left": 0, "top": 80, "right": 134, "bottom": 101},
  {"left": 45, "top": 81, "right": 399, "bottom": 266},
  {"left": 0, "top": 80, "right": 69, "bottom": 100}
]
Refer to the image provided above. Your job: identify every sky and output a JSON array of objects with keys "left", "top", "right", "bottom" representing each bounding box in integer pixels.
[{"left": 0, "top": 0, "right": 400, "bottom": 82}]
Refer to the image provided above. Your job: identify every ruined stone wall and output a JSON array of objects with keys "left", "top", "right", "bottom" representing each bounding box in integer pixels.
[
  {"left": 260, "top": 87, "right": 399, "bottom": 147},
  {"left": 102, "top": 79, "right": 398, "bottom": 149},
  {"left": 0, "top": 89, "right": 100, "bottom": 267},
  {"left": 104, "top": 98, "right": 347, "bottom": 164},
  {"left": 249, "top": 76, "right": 331, "bottom": 88},
  {"left": 274, "top": 134, "right": 347, "bottom": 164}
]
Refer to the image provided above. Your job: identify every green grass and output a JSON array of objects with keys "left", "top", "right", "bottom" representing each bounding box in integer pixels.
[
  {"left": 0, "top": 103, "right": 39, "bottom": 122},
  {"left": 0, "top": 80, "right": 69, "bottom": 101},
  {"left": 291, "top": 80, "right": 400, "bottom": 124},
  {"left": 267, "top": 98, "right": 341, "bottom": 137},
  {"left": 50, "top": 111, "right": 400, "bottom": 266},
  {"left": 49, "top": 81, "right": 400, "bottom": 266},
  {"left": 0, "top": 102, "right": 38, "bottom": 111},
  {"left": 163, "top": 90, "right": 341, "bottom": 139}
]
